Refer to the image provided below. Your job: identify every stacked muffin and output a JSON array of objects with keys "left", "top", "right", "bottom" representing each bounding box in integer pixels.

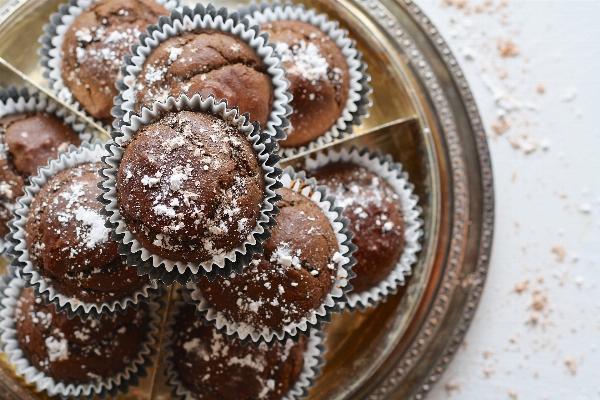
[{"left": 0, "top": 1, "right": 423, "bottom": 400}]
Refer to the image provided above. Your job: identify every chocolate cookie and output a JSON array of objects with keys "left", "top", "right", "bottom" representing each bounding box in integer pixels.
[
  {"left": 172, "top": 303, "right": 306, "bottom": 400},
  {"left": 307, "top": 162, "right": 405, "bottom": 292},
  {"left": 261, "top": 20, "right": 349, "bottom": 148},
  {"left": 61, "top": 0, "right": 169, "bottom": 123},
  {"left": 14, "top": 287, "right": 149, "bottom": 384},
  {"left": 25, "top": 162, "right": 147, "bottom": 303},
  {"left": 134, "top": 30, "right": 273, "bottom": 128},
  {"left": 197, "top": 187, "right": 339, "bottom": 329},
  {"left": 116, "top": 110, "right": 265, "bottom": 262},
  {"left": 0, "top": 113, "right": 81, "bottom": 237}
]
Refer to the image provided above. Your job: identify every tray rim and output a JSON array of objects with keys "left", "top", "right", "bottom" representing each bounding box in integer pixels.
[{"left": 0, "top": 0, "right": 494, "bottom": 398}]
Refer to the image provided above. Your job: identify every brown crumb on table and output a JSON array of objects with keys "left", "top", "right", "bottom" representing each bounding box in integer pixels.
[
  {"left": 565, "top": 358, "right": 578, "bottom": 375},
  {"left": 445, "top": 380, "right": 461, "bottom": 393},
  {"left": 483, "top": 367, "right": 494, "bottom": 378},
  {"left": 508, "top": 390, "right": 519, "bottom": 399},
  {"left": 537, "top": 84, "right": 546, "bottom": 94},
  {"left": 551, "top": 244, "right": 566, "bottom": 262},
  {"left": 482, "top": 350, "right": 492, "bottom": 359},
  {"left": 497, "top": 38, "right": 520, "bottom": 57},
  {"left": 492, "top": 118, "right": 511, "bottom": 136},
  {"left": 441, "top": 0, "right": 468, "bottom": 8},
  {"left": 531, "top": 290, "right": 547, "bottom": 312},
  {"left": 513, "top": 279, "right": 529, "bottom": 294}
]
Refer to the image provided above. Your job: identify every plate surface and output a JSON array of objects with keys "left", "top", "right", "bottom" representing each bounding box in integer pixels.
[{"left": 0, "top": 0, "right": 494, "bottom": 399}]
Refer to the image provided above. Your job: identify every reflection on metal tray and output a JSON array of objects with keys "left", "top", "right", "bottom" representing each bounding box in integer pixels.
[{"left": 0, "top": 0, "right": 494, "bottom": 398}]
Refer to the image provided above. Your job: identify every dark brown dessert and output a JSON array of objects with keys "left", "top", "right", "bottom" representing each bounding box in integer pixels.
[
  {"left": 198, "top": 187, "right": 339, "bottom": 330},
  {"left": 61, "top": 0, "right": 169, "bottom": 123},
  {"left": 25, "top": 162, "right": 147, "bottom": 303},
  {"left": 116, "top": 110, "right": 264, "bottom": 262},
  {"left": 260, "top": 20, "right": 349, "bottom": 148},
  {"left": 0, "top": 113, "right": 81, "bottom": 237},
  {"left": 14, "top": 287, "right": 149, "bottom": 384},
  {"left": 172, "top": 303, "right": 306, "bottom": 400},
  {"left": 134, "top": 30, "right": 274, "bottom": 128},
  {"left": 307, "top": 162, "right": 405, "bottom": 293}
]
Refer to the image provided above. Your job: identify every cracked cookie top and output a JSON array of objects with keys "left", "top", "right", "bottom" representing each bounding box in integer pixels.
[
  {"left": 61, "top": 0, "right": 169, "bottom": 123},
  {"left": 134, "top": 30, "right": 274, "bottom": 129},
  {"left": 116, "top": 110, "right": 265, "bottom": 263},
  {"left": 0, "top": 113, "right": 81, "bottom": 237}
]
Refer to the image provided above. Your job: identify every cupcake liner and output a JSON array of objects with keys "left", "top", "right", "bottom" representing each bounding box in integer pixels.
[
  {"left": 38, "top": 0, "right": 179, "bottom": 130},
  {"left": 113, "top": 3, "right": 291, "bottom": 140},
  {"left": 6, "top": 141, "right": 161, "bottom": 320},
  {"left": 164, "top": 291, "right": 326, "bottom": 400},
  {"left": 186, "top": 165, "right": 356, "bottom": 346},
  {"left": 304, "top": 146, "right": 423, "bottom": 311},
  {"left": 0, "top": 85, "right": 96, "bottom": 255},
  {"left": 240, "top": 1, "right": 372, "bottom": 156},
  {"left": 99, "top": 94, "right": 282, "bottom": 285},
  {"left": 0, "top": 277, "right": 163, "bottom": 399}
]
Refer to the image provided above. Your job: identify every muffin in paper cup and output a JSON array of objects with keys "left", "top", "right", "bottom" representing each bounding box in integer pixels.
[
  {"left": 7, "top": 141, "right": 161, "bottom": 320},
  {"left": 38, "top": 0, "right": 179, "bottom": 127},
  {"left": 165, "top": 291, "right": 326, "bottom": 400},
  {"left": 0, "top": 277, "right": 163, "bottom": 399},
  {"left": 304, "top": 146, "right": 423, "bottom": 311},
  {"left": 0, "top": 86, "right": 95, "bottom": 256},
  {"left": 240, "top": 1, "right": 372, "bottom": 156},
  {"left": 99, "top": 94, "right": 281, "bottom": 286},
  {"left": 186, "top": 166, "right": 356, "bottom": 346},
  {"left": 113, "top": 3, "right": 291, "bottom": 140}
]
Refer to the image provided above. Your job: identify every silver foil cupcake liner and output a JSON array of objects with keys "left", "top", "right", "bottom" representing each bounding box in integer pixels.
[
  {"left": 38, "top": 0, "right": 179, "bottom": 130},
  {"left": 164, "top": 291, "right": 326, "bottom": 400},
  {"left": 99, "top": 94, "right": 282, "bottom": 285},
  {"left": 6, "top": 141, "right": 161, "bottom": 320},
  {"left": 240, "top": 1, "right": 372, "bottom": 156},
  {"left": 0, "top": 277, "right": 163, "bottom": 399},
  {"left": 0, "top": 86, "right": 96, "bottom": 255},
  {"left": 113, "top": 3, "right": 291, "bottom": 140},
  {"left": 186, "top": 166, "right": 356, "bottom": 346},
  {"left": 304, "top": 146, "right": 423, "bottom": 311}
]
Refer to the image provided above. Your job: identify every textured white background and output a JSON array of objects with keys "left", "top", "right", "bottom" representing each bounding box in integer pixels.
[{"left": 410, "top": 1, "right": 600, "bottom": 399}]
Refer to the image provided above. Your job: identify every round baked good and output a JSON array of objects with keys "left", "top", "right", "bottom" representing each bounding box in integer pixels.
[
  {"left": 25, "top": 162, "right": 147, "bottom": 303},
  {"left": 0, "top": 112, "right": 81, "bottom": 237},
  {"left": 197, "top": 186, "right": 338, "bottom": 330},
  {"left": 134, "top": 30, "right": 274, "bottom": 128},
  {"left": 61, "top": 0, "right": 169, "bottom": 123},
  {"left": 14, "top": 286, "right": 149, "bottom": 384},
  {"left": 307, "top": 162, "right": 405, "bottom": 293},
  {"left": 260, "top": 20, "right": 349, "bottom": 148},
  {"left": 172, "top": 303, "right": 306, "bottom": 400},
  {"left": 116, "top": 110, "right": 265, "bottom": 262}
]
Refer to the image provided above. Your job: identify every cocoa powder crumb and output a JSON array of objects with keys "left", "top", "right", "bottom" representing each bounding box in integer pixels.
[{"left": 497, "top": 38, "right": 520, "bottom": 57}]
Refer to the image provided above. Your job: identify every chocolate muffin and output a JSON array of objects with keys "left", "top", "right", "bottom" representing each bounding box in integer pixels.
[
  {"left": 172, "top": 303, "right": 306, "bottom": 400},
  {"left": 134, "top": 30, "right": 273, "bottom": 128},
  {"left": 198, "top": 187, "right": 339, "bottom": 330},
  {"left": 260, "top": 20, "right": 349, "bottom": 148},
  {"left": 25, "top": 162, "right": 147, "bottom": 303},
  {"left": 0, "top": 112, "right": 81, "bottom": 237},
  {"left": 61, "top": 0, "right": 169, "bottom": 123},
  {"left": 14, "top": 286, "right": 149, "bottom": 384},
  {"left": 116, "top": 110, "right": 265, "bottom": 262},
  {"left": 308, "top": 162, "right": 405, "bottom": 293}
]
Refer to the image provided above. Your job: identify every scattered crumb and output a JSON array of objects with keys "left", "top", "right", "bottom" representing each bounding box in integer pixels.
[
  {"left": 441, "top": 0, "right": 468, "bottom": 8},
  {"left": 536, "top": 83, "right": 546, "bottom": 94},
  {"left": 531, "top": 290, "right": 547, "bottom": 312},
  {"left": 483, "top": 367, "right": 494, "bottom": 378},
  {"left": 492, "top": 118, "right": 511, "bottom": 135},
  {"left": 511, "top": 172, "right": 517, "bottom": 181},
  {"left": 564, "top": 358, "right": 578, "bottom": 375},
  {"left": 551, "top": 244, "right": 566, "bottom": 262},
  {"left": 444, "top": 380, "right": 461, "bottom": 393},
  {"left": 497, "top": 38, "right": 520, "bottom": 57},
  {"left": 508, "top": 390, "right": 518, "bottom": 399},
  {"left": 513, "top": 279, "right": 529, "bottom": 294}
]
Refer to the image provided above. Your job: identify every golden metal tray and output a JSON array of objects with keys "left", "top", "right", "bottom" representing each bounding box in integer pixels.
[{"left": 0, "top": 0, "right": 494, "bottom": 398}]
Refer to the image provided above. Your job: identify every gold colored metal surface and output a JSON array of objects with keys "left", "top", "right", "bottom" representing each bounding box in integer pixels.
[{"left": 0, "top": 0, "right": 494, "bottom": 398}]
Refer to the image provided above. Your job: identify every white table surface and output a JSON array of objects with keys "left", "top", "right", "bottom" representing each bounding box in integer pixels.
[{"left": 410, "top": 1, "right": 600, "bottom": 399}]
